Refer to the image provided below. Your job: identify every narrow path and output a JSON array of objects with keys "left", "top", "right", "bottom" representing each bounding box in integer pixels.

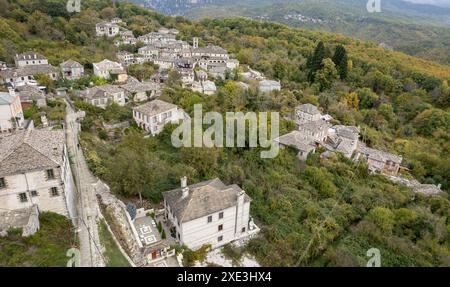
[{"left": 65, "top": 100, "right": 105, "bottom": 267}]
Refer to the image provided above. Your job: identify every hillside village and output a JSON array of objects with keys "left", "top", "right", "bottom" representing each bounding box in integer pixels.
[{"left": 0, "top": 0, "right": 449, "bottom": 268}]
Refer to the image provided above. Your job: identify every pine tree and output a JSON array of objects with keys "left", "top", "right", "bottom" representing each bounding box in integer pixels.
[{"left": 332, "top": 45, "right": 348, "bottom": 80}]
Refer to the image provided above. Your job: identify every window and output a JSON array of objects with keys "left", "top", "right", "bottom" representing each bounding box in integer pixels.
[
  {"left": 46, "top": 169, "right": 55, "bottom": 180},
  {"left": 50, "top": 187, "right": 59, "bottom": 197},
  {"left": 19, "top": 193, "right": 28, "bottom": 203},
  {"left": 207, "top": 215, "right": 212, "bottom": 223},
  {"left": 218, "top": 236, "right": 223, "bottom": 242},
  {"left": 219, "top": 212, "right": 224, "bottom": 219},
  {"left": 31, "top": 190, "right": 38, "bottom": 197},
  {"left": 0, "top": 177, "right": 5, "bottom": 189},
  {"left": 242, "top": 227, "right": 246, "bottom": 233},
  {"left": 218, "top": 224, "right": 223, "bottom": 231}
]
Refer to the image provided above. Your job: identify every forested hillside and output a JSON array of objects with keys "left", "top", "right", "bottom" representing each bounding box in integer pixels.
[
  {"left": 133, "top": 0, "right": 450, "bottom": 65},
  {"left": 1, "top": 0, "right": 449, "bottom": 266}
]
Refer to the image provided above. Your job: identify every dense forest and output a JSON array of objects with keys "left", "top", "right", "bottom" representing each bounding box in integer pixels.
[{"left": 1, "top": 0, "right": 449, "bottom": 266}]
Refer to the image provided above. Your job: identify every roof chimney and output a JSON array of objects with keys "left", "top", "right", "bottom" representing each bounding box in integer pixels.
[{"left": 181, "top": 176, "right": 189, "bottom": 198}]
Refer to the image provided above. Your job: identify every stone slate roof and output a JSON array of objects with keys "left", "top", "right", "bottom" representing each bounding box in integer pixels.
[
  {"left": 94, "top": 59, "right": 123, "bottom": 71},
  {"left": 133, "top": 99, "right": 177, "bottom": 117},
  {"left": 275, "top": 130, "right": 316, "bottom": 152},
  {"left": 193, "top": 45, "right": 228, "bottom": 55},
  {"left": 15, "top": 52, "right": 47, "bottom": 61},
  {"left": 296, "top": 103, "right": 320, "bottom": 115},
  {"left": 358, "top": 146, "right": 403, "bottom": 164},
  {"left": 80, "top": 84, "right": 123, "bottom": 100},
  {"left": 299, "top": 120, "right": 331, "bottom": 132},
  {"left": 0, "top": 130, "right": 65, "bottom": 176},
  {"left": 120, "top": 81, "right": 159, "bottom": 94},
  {"left": 60, "top": 60, "right": 83, "bottom": 69},
  {"left": 0, "top": 65, "right": 59, "bottom": 78},
  {"left": 163, "top": 178, "right": 250, "bottom": 223}
]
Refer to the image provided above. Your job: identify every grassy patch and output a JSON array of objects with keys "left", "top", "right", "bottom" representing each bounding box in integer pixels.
[
  {"left": 98, "top": 220, "right": 131, "bottom": 267},
  {"left": 0, "top": 212, "right": 75, "bottom": 267}
]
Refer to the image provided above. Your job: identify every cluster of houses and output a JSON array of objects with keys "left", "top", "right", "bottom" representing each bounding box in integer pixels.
[{"left": 275, "top": 103, "right": 404, "bottom": 176}]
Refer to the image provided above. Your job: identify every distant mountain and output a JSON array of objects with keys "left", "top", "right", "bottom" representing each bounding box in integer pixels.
[{"left": 131, "top": 0, "right": 450, "bottom": 65}]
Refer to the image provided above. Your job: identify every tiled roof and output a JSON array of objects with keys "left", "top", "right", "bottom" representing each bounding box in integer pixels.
[
  {"left": 0, "top": 65, "right": 59, "bottom": 78},
  {"left": 0, "top": 130, "right": 65, "bottom": 176},
  {"left": 163, "top": 178, "right": 250, "bottom": 223}
]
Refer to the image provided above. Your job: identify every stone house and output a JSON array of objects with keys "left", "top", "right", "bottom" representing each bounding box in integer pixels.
[
  {"left": 192, "top": 45, "right": 229, "bottom": 60},
  {"left": 120, "top": 80, "right": 160, "bottom": 102},
  {"left": 355, "top": 146, "right": 403, "bottom": 175},
  {"left": 0, "top": 130, "right": 77, "bottom": 219},
  {"left": 295, "top": 103, "right": 321, "bottom": 125},
  {"left": 60, "top": 60, "right": 84, "bottom": 80},
  {"left": 14, "top": 52, "right": 48, "bottom": 68},
  {"left": 0, "top": 64, "right": 59, "bottom": 87},
  {"left": 96, "top": 21, "right": 120, "bottom": 37},
  {"left": 93, "top": 59, "right": 128, "bottom": 82},
  {"left": 132, "top": 99, "right": 187, "bottom": 135},
  {"left": 325, "top": 125, "right": 360, "bottom": 158},
  {"left": 163, "top": 177, "right": 259, "bottom": 250},
  {"left": 298, "top": 120, "right": 331, "bottom": 143},
  {"left": 78, "top": 84, "right": 126, "bottom": 108},
  {"left": 274, "top": 130, "right": 317, "bottom": 161},
  {"left": 16, "top": 85, "right": 47, "bottom": 108},
  {"left": 0, "top": 89, "right": 24, "bottom": 133}
]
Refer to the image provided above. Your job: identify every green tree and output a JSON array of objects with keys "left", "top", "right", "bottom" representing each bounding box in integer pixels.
[
  {"left": 307, "top": 41, "right": 326, "bottom": 82},
  {"left": 314, "top": 58, "right": 338, "bottom": 91},
  {"left": 332, "top": 45, "right": 348, "bottom": 80}
]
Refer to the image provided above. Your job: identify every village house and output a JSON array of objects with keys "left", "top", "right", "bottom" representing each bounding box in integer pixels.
[
  {"left": 115, "top": 29, "right": 137, "bottom": 46},
  {"left": 163, "top": 177, "right": 259, "bottom": 250},
  {"left": 324, "top": 125, "right": 360, "bottom": 158},
  {"left": 153, "top": 57, "right": 175, "bottom": 70},
  {"left": 192, "top": 45, "right": 229, "bottom": 60},
  {"left": 132, "top": 99, "right": 187, "bottom": 135},
  {"left": 202, "top": 80, "right": 217, "bottom": 95},
  {"left": 295, "top": 103, "right": 322, "bottom": 124},
  {"left": 176, "top": 68, "right": 195, "bottom": 85},
  {"left": 0, "top": 205, "right": 40, "bottom": 237},
  {"left": 93, "top": 59, "right": 128, "bottom": 82},
  {"left": 0, "top": 89, "right": 24, "bottom": 133},
  {"left": 120, "top": 78, "right": 160, "bottom": 102},
  {"left": 274, "top": 131, "right": 317, "bottom": 161},
  {"left": 355, "top": 145, "right": 403, "bottom": 175},
  {"left": 195, "top": 69, "right": 208, "bottom": 81},
  {"left": 0, "top": 130, "right": 76, "bottom": 219},
  {"left": 116, "top": 51, "right": 136, "bottom": 66},
  {"left": 298, "top": 120, "right": 331, "bottom": 143},
  {"left": 138, "top": 45, "right": 160, "bottom": 60},
  {"left": 16, "top": 85, "right": 47, "bottom": 108},
  {"left": 0, "top": 64, "right": 59, "bottom": 88},
  {"left": 78, "top": 84, "right": 126, "bottom": 108},
  {"left": 60, "top": 60, "right": 84, "bottom": 80},
  {"left": 14, "top": 52, "right": 48, "bottom": 68},
  {"left": 96, "top": 21, "right": 120, "bottom": 37},
  {"left": 259, "top": 80, "right": 281, "bottom": 93}
]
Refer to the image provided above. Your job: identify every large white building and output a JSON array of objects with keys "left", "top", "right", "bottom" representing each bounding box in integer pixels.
[
  {"left": 14, "top": 52, "right": 48, "bottom": 68},
  {"left": 60, "top": 60, "right": 84, "bottom": 80},
  {"left": 163, "top": 177, "right": 259, "bottom": 250},
  {"left": 0, "top": 130, "right": 77, "bottom": 219},
  {"left": 132, "top": 99, "right": 187, "bottom": 135},
  {"left": 0, "top": 89, "right": 24, "bottom": 133}
]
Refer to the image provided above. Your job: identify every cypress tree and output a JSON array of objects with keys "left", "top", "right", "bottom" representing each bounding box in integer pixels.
[
  {"left": 307, "top": 41, "right": 326, "bottom": 82},
  {"left": 332, "top": 45, "right": 348, "bottom": 80}
]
